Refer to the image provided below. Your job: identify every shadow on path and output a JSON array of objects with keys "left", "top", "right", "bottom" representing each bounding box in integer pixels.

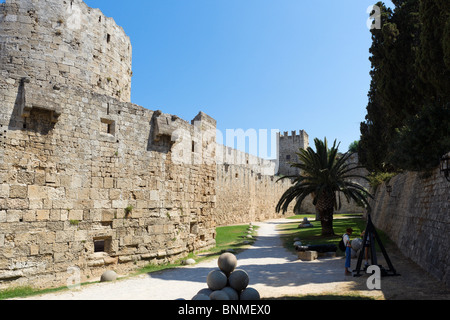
[{"left": 147, "top": 220, "right": 349, "bottom": 294}]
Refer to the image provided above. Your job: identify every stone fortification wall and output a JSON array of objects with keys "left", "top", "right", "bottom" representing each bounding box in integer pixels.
[
  {"left": 215, "top": 145, "right": 295, "bottom": 226},
  {"left": 369, "top": 164, "right": 450, "bottom": 288},
  {"left": 0, "top": 0, "right": 132, "bottom": 102},
  {"left": 0, "top": 0, "right": 369, "bottom": 290},
  {"left": 0, "top": 0, "right": 216, "bottom": 289},
  {"left": 214, "top": 144, "right": 369, "bottom": 227},
  {"left": 0, "top": 82, "right": 217, "bottom": 289}
]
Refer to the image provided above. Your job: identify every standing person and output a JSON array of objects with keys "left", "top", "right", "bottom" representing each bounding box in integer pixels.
[
  {"left": 361, "top": 230, "right": 370, "bottom": 269},
  {"left": 343, "top": 228, "right": 353, "bottom": 275}
]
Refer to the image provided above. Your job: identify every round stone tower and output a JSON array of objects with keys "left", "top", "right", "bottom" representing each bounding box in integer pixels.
[{"left": 0, "top": 0, "right": 132, "bottom": 104}]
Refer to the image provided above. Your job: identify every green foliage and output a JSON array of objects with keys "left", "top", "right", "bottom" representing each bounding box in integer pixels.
[
  {"left": 348, "top": 141, "right": 359, "bottom": 153},
  {"left": 359, "top": 0, "right": 450, "bottom": 174},
  {"left": 389, "top": 103, "right": 450, "bottom": 171},
  {"left": 367, "top": 171, "right": 398, "bottom": 190},
  {"left": 215, "top": 225, "right": 257, "bottom": 251},
  {"left": 416, "top": 0, "right": 450, "bottom": 103},
  {"left": 278, "top": 217, "right": 367, "bottom": 256},
  {"left": 124, "top": 205, "right": 134, "bottom": 216},
  {"left": 69, "top": 219, "right": 80, "bottom": 226}
]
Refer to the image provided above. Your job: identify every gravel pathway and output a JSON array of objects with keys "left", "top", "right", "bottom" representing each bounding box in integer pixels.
[{"left": 17, "top": 218, "right": 449, "bottom": 300}]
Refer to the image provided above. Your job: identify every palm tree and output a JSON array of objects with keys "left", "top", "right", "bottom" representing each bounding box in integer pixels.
[{"left": 276, "top": 138, "right": 372, "bottom": 236}]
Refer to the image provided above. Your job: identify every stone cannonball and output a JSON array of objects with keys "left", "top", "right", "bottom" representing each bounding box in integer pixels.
[
  {"left": 293, "top": 241, "right": 302, "bottom": 247},
  {"left": 228, "top": 269, "right": 249, "bottom": 292},
  {"left": 183, "top": 258, "right": 196, "bottom": 265},
  {"left": 209, "top": 290, "right": 230, "bottom": 300},
  {"left": 192, "top": 294, "right": 211, "bottom": 300},
  {"left": 197, "top": 288, "right": 213, "bottom": 296},
  {"left": 351, "top": 238, "right": 363, "bottom": 251},
  {"left": 222, "top": 286, "right": 239, "bottom": 300},
  {"left": 218, "top": 252, "right": 238, "bottom": 275},
  {"left": 206, "top": 270, "right": 228, "bottom": 291},
  {"left": 240, "top": 287, "right": 261, "bottom": 300},
  {"left": 100, "top": 270, "right": 118, "bottom": 282}
]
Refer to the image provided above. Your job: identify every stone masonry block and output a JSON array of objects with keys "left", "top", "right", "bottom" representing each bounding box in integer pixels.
[
  {"left": 28, "top": 185, "right": 48, "bottom": 199},
  {"left": 104, "top": 177, "right": 114, "bottom": 189},
  {"left": 16, "top": 172, "right": 34, "bottom": 185},
  {"left": 297, "top": 251, "right": 318, "bottom": 261},
  {"left": 101, "top": 209, "right": 115, "bottom": 222},
  {"left": 0, "top": 184, "right": 9, "bottom": 198},
  {"left": 68, "top": 210, "right": 83, "bottom": 221},
  {"left": 9, "top": 185, "right": 28, "bottom": 199},
  {"left": 36, "top": 210, "right": 50, "bottom": 221},
  {"left": 0, "top": 210, "right": 6, "bottom": 223},
  {"left": 112, "top": 200, "right": 128, "bottom": 209},
  {"left": 55, "top": 231, "right": 74, "bottom": 243}
]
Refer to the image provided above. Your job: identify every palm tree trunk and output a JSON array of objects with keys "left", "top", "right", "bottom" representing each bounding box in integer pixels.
[
  {"left": 318, "top": 207, "right": 335, "bottom": 236},
  {"left": 315, "top": 191, "right": 336, "bottom": 236}
]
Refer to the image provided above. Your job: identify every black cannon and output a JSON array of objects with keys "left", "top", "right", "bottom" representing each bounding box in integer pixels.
[{"left": 296, "top": 244, "right": 338, "bottom": 253}]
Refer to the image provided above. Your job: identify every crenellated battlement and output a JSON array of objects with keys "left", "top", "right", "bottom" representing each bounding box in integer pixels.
[{"left": 279, "top": 130, "right": 308, "bottom": 139}]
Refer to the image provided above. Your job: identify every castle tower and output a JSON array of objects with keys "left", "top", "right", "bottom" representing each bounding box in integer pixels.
[
  {"left": 0, "top": 0, "right": 133, "bottom": 109},
  {"left": 277, "top": 130, "right": 309, "bottom": 176}
]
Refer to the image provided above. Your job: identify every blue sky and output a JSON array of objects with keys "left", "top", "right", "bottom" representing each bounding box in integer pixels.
[{"left": 85, "top": 0, "right": 393, "bottom": 158}]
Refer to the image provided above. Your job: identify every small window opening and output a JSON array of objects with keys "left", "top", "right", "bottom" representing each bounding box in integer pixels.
[
  {"left": 106, "top": 34, "right": 111, "bottom": 43},
  {"left": 286, "top": 155, "right": 291, "bottom": 160},
  {"left": 192, "top": 141, "right": 195, "bottom": 152},
  {"left": 94, "top": 240, "right": 105, "bottom": 253},
  {"left": 100, "top": 118, "right": 115, "bottom": 135},
  {"left": 190, "top": 222, "right": 199, "bottom": 234},
  {"left": 94, "top": 237, "right": 112, "bottom": 253}
]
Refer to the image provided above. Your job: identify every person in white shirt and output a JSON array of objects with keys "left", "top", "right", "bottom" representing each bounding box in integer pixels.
[{"left": 343, "top": 228, "right": 353, "bottom": 275}]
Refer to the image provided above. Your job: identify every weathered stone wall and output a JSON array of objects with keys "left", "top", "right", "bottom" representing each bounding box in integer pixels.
[
  {"left": 0, "top": 79, "right": 217, "bottom": 288},
  {"left": 0, "top": 0, "right": 132, "bottom": 102},
  {"left": 0, "top": 0, "right": 216, "bottom": 288},
  {"left": 215, "top": 145, "right": 294, "bottom": 226},
  {"left": 0, "top": 0, "right": 368, "bottom": 290},
  {"left": 369, "top": 164, "right": 450, "bottom": 288},
  {"left": 214, "top": 142, "right": 370, "bottom": 227}
]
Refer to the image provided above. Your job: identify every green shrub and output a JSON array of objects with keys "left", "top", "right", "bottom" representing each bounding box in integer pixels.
[{"left": 367, "top": 171, "right": 398, "bottom": 190}]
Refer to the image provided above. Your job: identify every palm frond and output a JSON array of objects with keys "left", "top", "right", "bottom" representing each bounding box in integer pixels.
[{"left": 276, "top": 137, "right": 372, "bottom": 217}]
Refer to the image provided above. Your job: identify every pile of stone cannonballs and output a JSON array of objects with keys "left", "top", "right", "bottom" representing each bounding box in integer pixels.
[{"left": 192, "top": 252, "right": 260, "bottom": 300}]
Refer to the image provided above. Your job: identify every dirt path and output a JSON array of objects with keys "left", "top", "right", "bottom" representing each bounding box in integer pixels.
[{"left": 16, "top": 218, "right": 449, "bottom": 300}]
